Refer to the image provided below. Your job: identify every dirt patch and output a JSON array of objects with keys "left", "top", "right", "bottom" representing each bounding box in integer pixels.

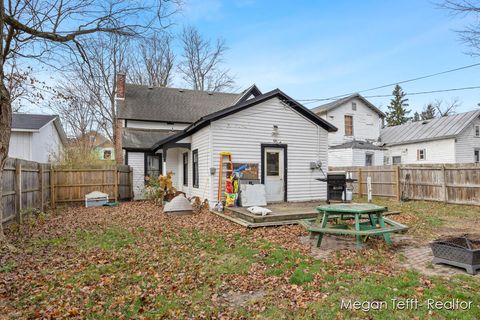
[{"left": 217, "top": 290, "right": 266, "bottom": 307}]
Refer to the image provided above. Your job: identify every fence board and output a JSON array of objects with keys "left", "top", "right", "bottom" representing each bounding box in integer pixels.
[
  {"left": 330, "top": 163, "right": 480, "bottom": 205},
  {"left": 2, "top": 158, "right": 132, "bottom": 226}
]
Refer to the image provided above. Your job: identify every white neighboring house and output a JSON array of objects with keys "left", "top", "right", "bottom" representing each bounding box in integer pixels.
[
  {"left": 9, "top": 113, "right": 67, "bottom": 163},
  {"left": 116, "top": 77, "right": 337, "bottom": 201},
  {"left": 311, "top": 94, "right": 386, "bottom": 167},
  {"left": 380, "top": 110, "right": 480, "bottom": 164}
]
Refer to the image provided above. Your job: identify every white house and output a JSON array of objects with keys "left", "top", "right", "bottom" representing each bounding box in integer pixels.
[
  {"left": 311, "top": 94, "right": 386, "bottom": 167},
  {"left": 380, "top": 110, "right": 480, "bottom": 164},
  {"left": 116, "top": 76, "right": 337, "bottom": 202},
  {"left": 9, "top": 113, "right": 67, "bottom": 163}
]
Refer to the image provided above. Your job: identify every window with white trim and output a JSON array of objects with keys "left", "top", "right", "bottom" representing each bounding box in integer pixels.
[
  {"left": 475, "top": 149, "right": 480, "bottom": 163},
  {"left": 351, "top": 102, "right": 357, "bottom": 111},
  {"left": 475, "top": 125, "right": 480, "bottom": 137},
  {"left": 392, "top": 156, "right": 402, "bottom": 164},
  {"left": 417, "top": 149, "right": 426, "bottom": 161}
]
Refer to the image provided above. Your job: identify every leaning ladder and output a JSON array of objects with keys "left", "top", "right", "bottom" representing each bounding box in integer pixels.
[{"left": 217, "top": 151, "right": 233, "bottom": 202}]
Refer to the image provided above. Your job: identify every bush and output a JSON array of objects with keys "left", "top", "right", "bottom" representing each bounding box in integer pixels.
[{"left": 144, "top": 171, "right": 177, "bottom": 205}]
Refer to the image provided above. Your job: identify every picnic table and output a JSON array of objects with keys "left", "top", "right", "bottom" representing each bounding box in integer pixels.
[{"left": 299, "top": 203, "right": 408, "bottom": 249}]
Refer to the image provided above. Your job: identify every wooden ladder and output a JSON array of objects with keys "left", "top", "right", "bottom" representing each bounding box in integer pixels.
[{"left": 217, "top": 151, "right": 233, "bottom": 202}]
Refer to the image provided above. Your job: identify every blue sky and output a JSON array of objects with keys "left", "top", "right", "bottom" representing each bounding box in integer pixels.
[{"left": 176, "top": 0, "right": 480, "bottom": 114}]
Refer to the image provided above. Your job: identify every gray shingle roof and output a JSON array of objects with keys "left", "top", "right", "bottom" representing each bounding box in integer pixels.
[
  {"left": 311, "top": 93, "right": 386, "bottom": 117},
  {"left": 122, "top": 128, "right": 177, "bottom": 150},
  {"left": 118, "top": 84, "right": 244, "bottom": 123},
  {"left": 330, "top": 140, "right": 385, "bottom": 150},
  {"left": 380, "top": 110, "right": 480, "bottom": 146},
  {"left": 12, "top": 113, "right": 57, "bottom": 130}
]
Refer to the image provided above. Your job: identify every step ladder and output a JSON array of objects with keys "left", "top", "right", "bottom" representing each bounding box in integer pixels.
[{"left": 217, "top": 151, "right": 233, "bottom": 202}]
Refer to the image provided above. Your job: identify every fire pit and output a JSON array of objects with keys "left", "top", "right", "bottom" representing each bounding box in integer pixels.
[{"left": 430, "top": 235, "right": 480, "bottom": 275}]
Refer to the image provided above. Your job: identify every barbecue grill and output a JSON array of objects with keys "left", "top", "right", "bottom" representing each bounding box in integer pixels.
[{"left": 316, "top": 171, "right": 357, "bottom": 203}]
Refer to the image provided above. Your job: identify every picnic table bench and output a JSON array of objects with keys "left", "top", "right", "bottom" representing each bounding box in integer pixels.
[{"left": 299, "top": 203, "right": 408, "bottom": 249}]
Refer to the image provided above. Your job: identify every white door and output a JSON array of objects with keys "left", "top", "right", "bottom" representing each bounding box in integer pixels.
[{"left": 264, "top": 147, "right": 285, "bottom": 202}]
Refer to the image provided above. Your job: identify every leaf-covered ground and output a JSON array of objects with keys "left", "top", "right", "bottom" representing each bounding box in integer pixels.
[{"left": 1, "top": 199, "right": 479, "bottom": 319}]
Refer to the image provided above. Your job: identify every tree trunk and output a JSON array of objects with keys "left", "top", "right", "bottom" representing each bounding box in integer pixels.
[{"left": 0, "top": 77, "right": 12, "bottom": 243}]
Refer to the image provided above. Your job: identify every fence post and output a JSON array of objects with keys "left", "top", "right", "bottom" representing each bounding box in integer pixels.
[
  {"left": 395, "top": 165, "right": 401, "bottom": 201},
  {"left": 114, "top": 167, "right": 119, "bottom": 202},
  {"left": 441, "top": 164, "right": 447, "bottom": 203},
  {"left": 39, "top": 163, "right": 44, "bottom": 212},
  {"left": 15, "top": 159, "right": 22, "bottom": 223},
  {"left": 50, "top": 165, "right": 55, "bottom": 208},
  {"left": 357, "top": 167, "right": 363, "bottom": 196}
]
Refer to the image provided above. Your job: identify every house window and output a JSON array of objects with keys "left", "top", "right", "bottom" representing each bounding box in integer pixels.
[
  {"left": 365, "top": 153, "right": 373, "bottom": 166},
  {"left": 192, "top": 149, "right": 199, "bottom": 188},
  {"left": 384, "top": 156, "right": 390, "bottom": 165},
  {"left": 145, "top": 153, "right": 162, "bottom": 181},
  {"left": 352, "top": 102, "right": 357, "bottom": 111},
  {"left": 183, "top": 152, "right": 188, "bottom": 186},
  {"left": 475, "top": 149, "right": 480, "bottom": 163},
  {"left": 475, "top": 125, "right": 480, "bottom": 137},
  {"left": 103, "top": 150, "right": 112, "bottom": 160},
  {"left": 344, "top": 115, "right": 353, "bottom": 136},
  {"left": 417, "top": 149, "right": 426, "bottom": 161},
  {"left": 392, "top": 156, "right": 402, "bottom": 164}
]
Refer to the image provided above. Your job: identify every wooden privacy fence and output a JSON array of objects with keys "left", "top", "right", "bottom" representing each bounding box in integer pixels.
[
  {"left": 2, "top": 158, "right": 133, "bottom": 225},
  {"left": 330, "top": 163, "right": 480, "bottom": 206}
]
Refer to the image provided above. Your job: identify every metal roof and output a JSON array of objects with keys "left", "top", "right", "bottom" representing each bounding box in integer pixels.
[
  {"left": 12, "top": 113, "right": 57, "bottom": 130},
  {"left": 330, "top": 140, "right": 385, "bottom": 150},
  {"left": 122, "top": 128, "right": 177, "bottom": 150},
  {"left": 310, "top": 93, "right": 386, "bottom": 117},
  {"left": 380, "top": 110, "right": 480, "bottom": 146},
  {"left": 117, "top": 84, "right": 244, "bottom": 123}
]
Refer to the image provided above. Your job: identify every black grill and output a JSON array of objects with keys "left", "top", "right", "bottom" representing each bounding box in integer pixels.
[{"left": 317, "top": 172, "right": 348, "bottom": 203}]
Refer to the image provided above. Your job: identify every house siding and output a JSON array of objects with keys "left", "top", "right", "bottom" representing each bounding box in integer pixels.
[
  {"left": 455, "top": 117, "right": 480, "bottom": 163},
  {"left": 328, "top": 148, "right": 384, "bottom": 167},
  {"left": 189, "top": 126, "right": 212, "bottom": 199},
  {"left": 31, "top": 123, "right": 63, "bottom": 162},
  {"left": 126, "top": 120, "right": 188, "bottom": 131},
  {"left": 384, "top": 138, "right": 456, "bottom": 164},
  {"left": 211, "top": 97, "right": 328, "bottom": 202},
  {"left": 351, "top": 149, "right": 384, "bottom": 166},
  {"left": 8, "top": 132, "right": 32, "bottom": 160},
  {"left": 318, "top": 98, "right": 382, "bottom": 146},
  {"left": 128, "top": 152, "right": 146, "bottom": 200}
]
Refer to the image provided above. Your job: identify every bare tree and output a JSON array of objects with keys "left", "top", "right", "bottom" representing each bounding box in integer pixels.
[
  {"left": 439, "top": 1, "right": 480, "bottom": 56},
  {"left": 127, "top": 33, "right": 175, "bottom": 87},
  {"left": 433, "top": 98, "right": 460, "bottom": 116},
  {"left": 178, "top": 26, "right": 234, "bottom": 92},
  {"left": 0, "top": 0, "right": 180, "bottom": 246}
]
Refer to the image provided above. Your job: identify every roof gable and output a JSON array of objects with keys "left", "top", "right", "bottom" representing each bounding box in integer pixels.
[
  {"left": 152, "top": 89, "right": 337, "bottom": 151},
  {"left": 311, "top": 94, "right": 386, "bottom": 118},
  {"left": 12, "top": 113, "right": 57, "bottom": 131},
  {"left": 380, "top": 110, "right": 480, "bottom": 146}
]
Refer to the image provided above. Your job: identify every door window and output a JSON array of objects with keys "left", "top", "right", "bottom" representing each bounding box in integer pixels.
[
  {"left": 266, "top": 152, "right": 280, "bottom": 176},
  {"left": 475, "top": 149, "right": 480, "bottom": 163}
]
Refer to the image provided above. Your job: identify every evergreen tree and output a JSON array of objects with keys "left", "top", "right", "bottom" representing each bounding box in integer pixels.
[
  {"left": 385, "top": 84, "right": 411, "bottom": 126},
  {"left": 413, "top": 112, "right": 420, "bottom": 122},
  {"left": 421, "top": 103, "right": 436, "bottom": 120}
]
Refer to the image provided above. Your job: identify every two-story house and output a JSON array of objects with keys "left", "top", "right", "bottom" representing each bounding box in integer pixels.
[{"left": 311, "top": 93, "right": 386, "bottom": 167}]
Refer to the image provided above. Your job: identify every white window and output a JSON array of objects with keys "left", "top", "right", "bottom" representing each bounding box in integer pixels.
[
  {"left": 475, "top": 125, "right": 480, "bottom": 137},
  {"left": 475, "top": 149, "right": 480, "bottom": 163},
  {"left": 384, "top": 156, "right": 390, "bottom": 165},
  {"left": 352, "top": 102, "right": 357, "bottom": 111},
  {"left": 417, "top": 149, "right": 426, "bottom": 161},
  {"left": 365, "top": 153, "right": 373, "bottom": 166},
  {"left": 392, "top": 156, "right": 402, "bottom": 164}
]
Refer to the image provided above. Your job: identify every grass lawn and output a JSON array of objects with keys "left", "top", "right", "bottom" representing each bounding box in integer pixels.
[{"left": 1, "top": 199, "right": 479, "bottom": 319}]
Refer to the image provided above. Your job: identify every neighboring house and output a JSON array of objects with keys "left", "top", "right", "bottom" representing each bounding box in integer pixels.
[
  {"left": 380, "top": 110, "right": 480, "bottom": 164},
  {"left": 80, "top": 131, "right": 115, "bottom": 160},
  {"left": 9, "top": 113, "right": 67, "bottom": 163},
  {"left": 311, "top": 94, "right": 386, "bottom": 167},
  {"left": 116, "top": 75, "right": 337, "bottom": 201}
]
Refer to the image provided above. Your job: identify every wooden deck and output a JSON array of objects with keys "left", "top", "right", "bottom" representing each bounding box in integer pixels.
[{"left": 211, "top": 201, "right": 323, "bottom": 228}]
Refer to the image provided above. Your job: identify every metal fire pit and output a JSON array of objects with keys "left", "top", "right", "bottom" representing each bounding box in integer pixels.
[{"left": 430, "top": 235, "right": 480, "bottom": 275}]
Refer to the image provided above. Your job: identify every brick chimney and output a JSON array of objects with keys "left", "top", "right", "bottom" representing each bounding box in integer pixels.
[
  {"left": 114, "top": 72, "right": 126, "bottom": 164},
  {"left": 116, "top": 72, "right": 126, "bottom": 99}
]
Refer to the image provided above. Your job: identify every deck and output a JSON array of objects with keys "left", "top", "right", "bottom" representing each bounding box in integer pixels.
[{"left": 211, "top": 201, "right": 323, "bottom": 228}]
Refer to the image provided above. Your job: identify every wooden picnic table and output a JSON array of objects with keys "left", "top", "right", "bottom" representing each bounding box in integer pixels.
[{"left": 300, "top": 203, "right": 408, "bottom": 249}]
